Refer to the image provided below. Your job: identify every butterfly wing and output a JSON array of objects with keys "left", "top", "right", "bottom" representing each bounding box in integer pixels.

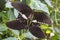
[
  {"left": 29, "top": 23, "right": 46, "bottom": 38},
  {"left": 33, "top": 12, "right": 52, "bottom": 24},
  {"left": 12, "top": 1, "right": 52, "bottom": 25},
  {"left": 6, "top": 20, "right": 27, "bottom": 30},
  {"left": 17, "top": 13, "right": 27, "bottom": 22},
  {"left": 12, "top": 1, "right": 32, "bottom": 17}
]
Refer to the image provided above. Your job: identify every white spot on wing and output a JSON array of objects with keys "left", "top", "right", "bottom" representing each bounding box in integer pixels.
[
  {"left": 32, "top": 20, "right": 37, "bottom": 23},
  {"left": 19, "top": 12, "right": 28, "bottom": 19}
]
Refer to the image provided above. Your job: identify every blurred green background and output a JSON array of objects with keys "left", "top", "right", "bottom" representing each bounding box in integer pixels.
[{"left": 0, "top": 0, "right": 60, "bottom": 40}]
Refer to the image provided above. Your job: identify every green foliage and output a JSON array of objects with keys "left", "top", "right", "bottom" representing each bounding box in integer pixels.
[
  {"left": 0, "top": 24, "right": 7, "bottom": 32},
  {"left": 51, "top": 32, "right": 59, "bottom": 40},
  {"left": 3, "top": 37, "right": 18, "bottom": 40},
  {"left": 7, "top": 9, "right": 16, "bottom": 20},
  {"left": 0, "top": 0, "right": 6, "bottom": 12}
]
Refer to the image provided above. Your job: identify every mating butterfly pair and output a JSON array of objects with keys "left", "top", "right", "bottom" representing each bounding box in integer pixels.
[{"left": 6, "top": 1, "right": 52, "bottom": 38}]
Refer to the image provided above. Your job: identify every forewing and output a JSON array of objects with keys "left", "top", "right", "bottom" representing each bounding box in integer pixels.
[
  {"left": 6, "top": 20, "right": 27, "bottom": 30},
  {"left": 12, "top": 1, "right": 32, "bottom": 17},
  {"left": 33, "top": 12, "right": 52, "bottom": 24}
]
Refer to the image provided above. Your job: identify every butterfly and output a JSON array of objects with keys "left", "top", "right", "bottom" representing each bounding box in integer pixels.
[{"left": 6, "top": 1, "right": 52, "bottom": 38}]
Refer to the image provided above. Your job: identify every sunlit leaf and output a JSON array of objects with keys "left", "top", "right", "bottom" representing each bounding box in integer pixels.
[
  {"left": 5, "top": 1, "right": 13, "bottom": 8},
  {"left": 10, "top": 0, "right": 14, "bottom": 2},
  {"left": 45, "top": 0, "right": 53, "bottom": 7},
  {"left": 30, "top": 0, "right": 49, "bottom": 14},
  {"left": 46, "top": 30, "right": 51, "bottom": 34},
  {"left": 40, "top": 24, "right": 48, "bottom": 29},
  {"left": 14, "top": 9, "right": 19, "bottom": 18}
]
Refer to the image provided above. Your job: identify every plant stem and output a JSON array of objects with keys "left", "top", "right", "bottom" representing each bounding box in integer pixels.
[{"left": 54, "top": 0, "right": 58, "bottom": 25}]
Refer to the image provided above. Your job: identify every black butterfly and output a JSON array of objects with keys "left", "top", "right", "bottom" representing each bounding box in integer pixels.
[{"left": 6, "top": 1, "right": 52, "bottom": 38}]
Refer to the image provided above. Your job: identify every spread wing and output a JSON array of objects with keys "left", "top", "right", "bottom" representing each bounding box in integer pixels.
[
  {"left": 6, "top": 20, "right": 27, "bottom": 30},
  {"left": 12, "top": 1, "right": 32, "bottom": 17},
  {"left": 33, "top": 12, "right": 52, "bottom": 24},
  {"left": 29, "top": 23, "right": 46, "bottom": 38}
]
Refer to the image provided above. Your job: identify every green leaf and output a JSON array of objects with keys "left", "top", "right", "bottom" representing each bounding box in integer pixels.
[
  {"left": 51, "top": 32, "right": 59, "bottom": 40},
  {"left": 2, "top": 37, "right": 18, "bottom": 40},
  {"left": 45, "top": 0, "right": 53, "bottom": 7},
  {"left": 0, "top": 24, "right": 7, "bottom": 32},
  {"left": 2, "top": 12, "right": 9, "bottom": 23},
  {"left": 20, "top": 32, "right": 37, "bottom": 40},
  {"left": 11, "top": 29, "right": 19, "bottom": 36},
  {"left": 0, "top": 12, "right": 4, "bottom": 17},
  {"left": 40, "top": 24, "right": 48, "bottom": 29},
  {"left": 54, "top": 27, "right": 60, "bottom": 35},
  {"left": 46, "top": 29, "right": 51, "bottom": 34},
  {"left": 22, "top": 0, "right": 32, "bottom": 5},
  {"left": 0, "top": 12, "right": 3, "bottom": 23},
  {"left": 30, "top": 0, "right": 49, "bottom": 14},
  {"left": 5, "top": 1, "right": 13, "bottom": 8},
  {"left": 7, "top": 9, "right": 16, "bottom": 20},
  {"left": 14, "top": 9, "right": 19, "bottom": 18}
]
